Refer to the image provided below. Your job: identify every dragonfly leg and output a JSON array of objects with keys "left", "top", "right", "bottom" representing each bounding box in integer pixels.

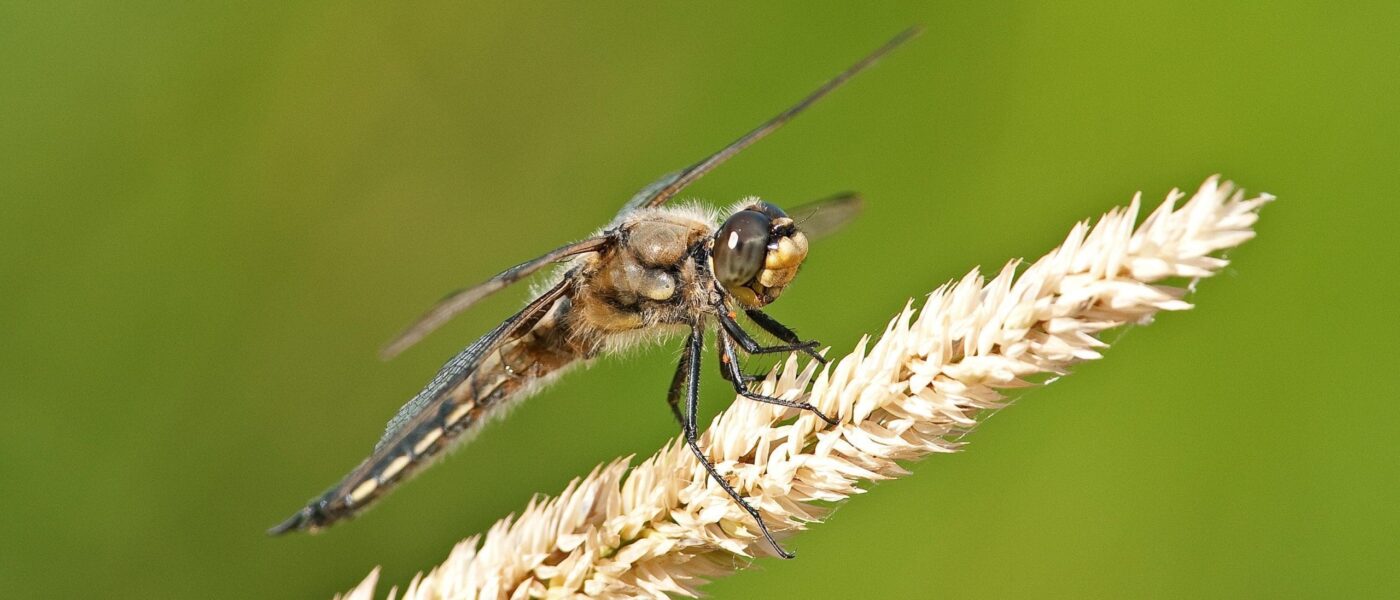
[
  {"left": 716, "top": 339, "right": 768, "bottom": 385},
  {"left": 743, "top": 308, "right": 828, "bottom": 365},
  {"left": 717, "top": 309, "right": 823, "bottom": 362},
  {"left": 665, "top": 341, "right": 690, "bottom": 428},
  {"left": 681, "top": 322, "right": 795, "bottom": 559},
  {"left": 717, "top": 332, "right": 837, "bottom": 426}
]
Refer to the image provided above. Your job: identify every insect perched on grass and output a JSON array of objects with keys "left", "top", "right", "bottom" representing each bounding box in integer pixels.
[{"left": 270, "top": 27, "right": 920, "bottom": 558}]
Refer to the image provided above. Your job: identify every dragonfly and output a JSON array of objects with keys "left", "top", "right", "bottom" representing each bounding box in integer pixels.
[{"left": 270, "top": 26, "right": 920, "bottom": 558}]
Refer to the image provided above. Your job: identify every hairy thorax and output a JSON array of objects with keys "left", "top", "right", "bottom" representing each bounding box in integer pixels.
[{"left": 571, "top": 213, "right": 716, "bottom": 337}]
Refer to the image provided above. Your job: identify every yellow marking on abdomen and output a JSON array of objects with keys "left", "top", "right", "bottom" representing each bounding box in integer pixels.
[
  {"left": 413, "top": 427, "right": 443, "bottom": 455},
  {"left": 380, "top": 455, "right": 411, "bottom": 481},
  {"left": 348, "top": 479, "right": 378, "bottom": 505},
  {"left": 446, "top": 401, "right": 476, "bottom": 426}
]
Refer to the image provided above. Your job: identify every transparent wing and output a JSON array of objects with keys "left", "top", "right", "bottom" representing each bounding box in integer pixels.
[
  {"left": 788, "top": 191, "right": 863, "bottom": 240},
  {"left": 268, "top": 279, "right": 572, "bottom": 536},
  {"left": 380, "top": 236, "right": 610, "bottom": 359},
  {"left": 616, "top": 26, "right": 922, "bottom": 218},
  {"left": 377, "top": 278, "right": 570, "bottom": 447},
  {"left": 617, "top": 169, "right": 683, "bottom": 218}
]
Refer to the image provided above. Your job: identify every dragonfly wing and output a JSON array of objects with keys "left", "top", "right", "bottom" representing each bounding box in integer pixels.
[
  {"left": 616, "top": 169, "right": 682, "bottom": 218},
  {"left": 380, "top": 236, "right": 609, "bottom": 359},
  {"left": 618, "top": 26, "right": 921, "bottom": 215},
  {"left": 270, "top": 279, "right": 573, "bottom": 535},
  {"left": 788, "top": 191, "right": 863, "bottom": 240},
  {"left": 377, "top": 276, "right": 571, "bottom": 450}
]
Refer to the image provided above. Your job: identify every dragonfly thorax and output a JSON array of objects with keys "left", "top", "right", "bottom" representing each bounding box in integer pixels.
[{"left": 572, "top": 213, "right": 714, "bottom": 334}]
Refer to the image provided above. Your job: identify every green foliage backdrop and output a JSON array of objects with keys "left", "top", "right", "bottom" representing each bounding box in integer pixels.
[{"left": 3, "top": 2, "right": 1397, "bottom": 598}]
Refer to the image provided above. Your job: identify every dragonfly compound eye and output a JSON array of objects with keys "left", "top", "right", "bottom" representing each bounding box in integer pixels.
[
  {"left": 748, "top": 201, "right": 789, "bottom": 221},
  {"left": 713, "top": 210, "right": 772, "bottom": 289}
]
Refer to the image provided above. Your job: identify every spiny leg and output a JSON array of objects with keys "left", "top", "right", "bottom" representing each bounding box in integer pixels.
[
  {"left": 680, "top": 322, "right": 795, "bottom": 559},
  {"left": 716, "top": 322, "right": 772, "bottom": 384},
  {"left": 665, "top": 340, "right": 691, "bottom": 428},
  {"left": 744, "top": 308, "right": 829, "bottom": 365},
  {"left": 717, "top": 308, "right": 823, "bottom": 362},
  {"left": 715, "top": 338, "right": 745, "bottom": 385},
  {"left": 717, "top": 331, "right": 838, "bottom": 426},
  {"left": 714, "top": 333, "right": 769, "bottom": 386}
]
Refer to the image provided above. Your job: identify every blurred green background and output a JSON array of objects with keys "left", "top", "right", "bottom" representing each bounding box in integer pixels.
[{"left": 3, "top": 2, "right": 1397, "bottom": 598}]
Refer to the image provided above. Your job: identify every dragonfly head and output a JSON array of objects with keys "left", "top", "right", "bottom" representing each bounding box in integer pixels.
[{"left": 710, "top": 200, "right": 809, "bottom": 308}]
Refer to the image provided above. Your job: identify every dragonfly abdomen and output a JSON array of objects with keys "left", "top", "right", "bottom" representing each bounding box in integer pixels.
[{"left": 270, "top": 302, "right": 586, "bottom": 535}]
